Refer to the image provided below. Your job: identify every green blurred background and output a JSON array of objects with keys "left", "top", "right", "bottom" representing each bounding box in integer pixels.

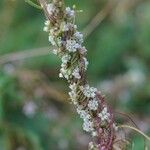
[{"left": 0, "top": 0, "right": 150, "bottom": 149}]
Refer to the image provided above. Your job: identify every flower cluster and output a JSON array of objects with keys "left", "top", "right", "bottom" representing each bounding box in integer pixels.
[
  {"left": 66, "top": 7, "right": 75, "bottom": 18},
  {"left": 47, "top": 3, "right": 56, "bottom": 15},
  {"left": 98, "top": 107, "right": 110, "bottom": 122},
  {"left": 80, "top": 85, "right": 97, "bottom": 98},
  {"left": 88, "top": 98, "right": 99, "bottom": 111},
  {"left": 41, "top": 0, "right": 115, "bottom": 149},
  {"left": 69, "top": 83, "right": 77, "bottom": 105},
  {"left": 77, "top": 107, "right": 94, "bottom": 132},
  {"left": 59, "top": 54, "right": 71, "bottom": 79},
  {"left": 66, "top": 39, "right": 81, "bottom": 52}
]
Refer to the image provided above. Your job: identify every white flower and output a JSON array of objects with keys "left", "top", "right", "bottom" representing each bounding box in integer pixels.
[
  {"left": 80, "top": 85, "right": 97, "bottom": 98},
  {"left": 72, "top": 67, "right": 81, "bottom": 79},
  {"left": 52, "top": 49, "right": 58, "bottom": 55},
  {"left": 47, "top": 3, "right": 55, "bottom": 15},
  {"left": 92, "top": 131, "right": 98, "bottom": 137},
  {"left": 61, "top": 62, "right": 67, "bottom": 68},
  {"left": 63, "top": 23, "right": 71, "bottom": 31},
  {"left": 69, "top": 83, "right": 77, "bottom": 91},
  {"left": 43, "top": 26, "right": 49, "bottom": 32},
  {"left": 66, "top": 7, "right": 75, "bottom": 18},
  {"left": 74, "top": 31, "right": 83, "bottom": 44},
  {"left": 49, "top": 35, "right": 56, "bottom": 45},
  {"left": 103, "top": 107, "right": 107, "bottom": 113},
  {"left": 59, "top": 72, "right": 63, "bottom": 78},
  {"left": 61, "top": 54, "right": 71, "bottom": 64},
  {"left": 49, "top": 28, "right": 55, "bottom": 34},
  {"left": 76, "top": 107, "right": 91, "bottom": 120},
  {"left": 88, "top": 98, "right": 98, "bottom": 111},
  {"left": 69, "top": 91, "right": 77, "bottom": 105},
  {"left": 66, "top": 40, "right": 81, "bottom": 52},
  {"left": 69, "top": 83, "right": 78, "bottom": 105},
  {"left": 60, "top": 68, "right": 71, "bottom": 79},
  {"left": 59, "top": 54, "right": 72, "bottom": 79},
  {"left": 98, "top": 107, "right": 110, "bottom": 122},
  {"left": 62, "top": 23, "right": 77, "bottom": 31},
  {"left": 83, "top": 119, "right": 94, "bottom": 132},
  {"left": 56, "top": 37, "right": 62, "bottom": 46},
  {"left": 89, "top": 142, "right": 94, "bottom": 149},
  {"left": 44, "top": 20, "right": 50, "bottom": 26}
]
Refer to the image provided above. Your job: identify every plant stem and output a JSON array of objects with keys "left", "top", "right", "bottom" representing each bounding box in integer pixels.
[
  {"left": 118, "top": 125, "right": 150, "bottom": 141},
  {"left": 25, "top": 0, "right": 42, "bottom": 9}
]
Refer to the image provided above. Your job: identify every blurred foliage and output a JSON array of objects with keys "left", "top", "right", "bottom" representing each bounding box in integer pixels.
[{"left": 0, "top": 0, "right": 150, "bottom": 149}]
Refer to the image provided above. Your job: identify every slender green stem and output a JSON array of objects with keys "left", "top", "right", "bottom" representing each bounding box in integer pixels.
[
  {"left": 25, "top": 0, "right": 42, "bottom": 9},
  {"left": 118, "top": 125, "right": 150, "bottom": 141}
]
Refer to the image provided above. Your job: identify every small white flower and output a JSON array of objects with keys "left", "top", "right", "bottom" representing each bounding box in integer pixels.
[
  {"left": 61, "top": 54, "right": 71, "bottom": 64},
  {"left": 44, "top": 20, "right": 50, "bottom": 26},
  {"left": 66, "top": 7, "right": 75, "bottom": 18},
  {"left": 47, "top": 3, "right": 55, "bottom": 15},
  {"left": 62, "top": 23, "right": 77, "bottom": 32},
  {"left": 66, "top": 40, "right": 81, "bottom": 52},
  {"left": 43, "top": 26, "right": 49, "bottom": 32},
  {"left": 89, "top": 142, "right": 94, "bottom": 149},
  {"left": 81, "top": 111, "right": 91, "bottom": 120},
  {"left": 72, "top": 67, "right": 81, "bottom": 79},
  {"left": 69, "top": 91, "right": 77, "bottom": 105},
  {"left": 83, "top": 119, "right": 94, "bottom": 132},
  {"left": 52, "top": 49, "right": 58, "bottom": 55},
  {"left": 64, "top": 74, "right": 69, "bottom": 79},
  {"left": 88, "top": 98, "right": 98, "bottom": 111},
  {"left": 80, "top": 85, "right": 97, "bottom": 98},
  {"left": 98, "top": 107, "right": 110, "bottom": 122},
  {"left": 59, "top": 73, "right": 63, "bottom": 78},
  {"left": 63, "top": 23, "right": 70, "bottom": 31},
  {"left": 49, "top": 28, "right": 54, "bottom": 34},
  {"left": 92, "top": 131, "right": 98, "bottom": 137},
  {"left": 69, "top": 83, "right": 78, "bottom": 105},
  {"left": 76, "top": 106, "right": 83, "bottom": 115},
  {"left": 69, "top": 83, "right": 77, "bottom": 91},
  {"left": 74, "top": 25, "right": 77, "bottom": 29},
  {"left": 61, "top": 62, "right": 66, "bottom": 68},
  {"left": 76, "top": 107, "right": 91, "bottom": 120},
  {"left": 60, "top": 68, "right": 71, "bottom": 79},
  {"left": 74, "top": 31, "right": 83, "bottom": 44},
  {"left": 49, "top": 35, "right": 56, "bottom": 45},
  {"left": 56, "top": 37, "right": 62, "bottom": 46},
  {"left": 103, "top": 107, "right": 107, "bottom": 114}
]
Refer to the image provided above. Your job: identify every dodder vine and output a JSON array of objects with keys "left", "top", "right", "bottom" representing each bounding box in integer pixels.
[{"left": 38, "top": 0, "right": 117, "bottom": 149}]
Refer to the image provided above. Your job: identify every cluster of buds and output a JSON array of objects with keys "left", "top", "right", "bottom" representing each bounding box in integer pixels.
[{"left": 40, "top": 0, "right": 116, "bottom": 149}]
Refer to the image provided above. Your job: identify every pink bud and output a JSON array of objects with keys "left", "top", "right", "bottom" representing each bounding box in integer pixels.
[{"left": 101, "top": 146, "right": 106, "bottom": 150}]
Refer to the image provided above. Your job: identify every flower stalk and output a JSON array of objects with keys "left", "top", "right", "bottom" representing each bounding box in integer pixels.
[{"left": 38, "top": 0, "right": 117, "bottom": 149}]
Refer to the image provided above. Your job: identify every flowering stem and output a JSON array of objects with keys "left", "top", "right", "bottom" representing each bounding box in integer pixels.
[{"left": 37, "top": 0, "right": 117, "bottom": 149}]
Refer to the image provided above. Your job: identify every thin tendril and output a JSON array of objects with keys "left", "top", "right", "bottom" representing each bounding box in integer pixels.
[{"left": 118, "top": 125, "right": 150, "bottom": 141}]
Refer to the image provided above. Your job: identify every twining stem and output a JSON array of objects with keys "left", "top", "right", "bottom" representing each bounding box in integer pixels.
[{"left": 118, "top": 125, "right": 150, "bottom": 141}]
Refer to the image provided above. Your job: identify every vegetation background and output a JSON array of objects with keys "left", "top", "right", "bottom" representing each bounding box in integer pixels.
[{"left": 0, "top": 0, "right": 150, "bottom": 149}]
